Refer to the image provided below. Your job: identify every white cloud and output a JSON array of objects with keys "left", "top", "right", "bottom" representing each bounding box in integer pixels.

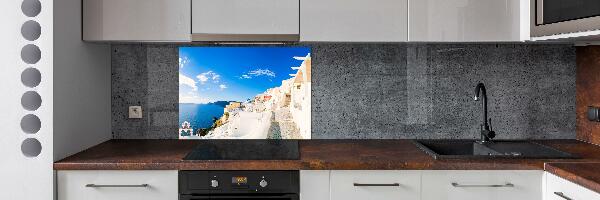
[
  {"left": 249, "top": 69, "right": 276, "bottom": 77},
  {"left": 179, "top": 73, "right": 197, "bottom": 91},
  {"left": 179, "top": 56, "right": 190, "bottom": 68},
  {"left": 179, "top": 93, "right": 210, "bottom": 104},
  {"left": 197, "top": 74, "right": 208, "bottom": 84},
  {"left": 219, "top": 84, "right": 227, "bottom": 90},
  {"left": 240, "top": 74, "right": 251, "bottom": 79},
  {"left": 240, "top": 69, "right": 276, "bottom": 79},
  {"left": 197, "top": 71, "right": 220, "bottom": 84}
]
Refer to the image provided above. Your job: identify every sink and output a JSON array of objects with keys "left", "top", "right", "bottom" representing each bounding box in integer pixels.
[{"left": 413, "top": 140, "right": 577, "bottom": 160}]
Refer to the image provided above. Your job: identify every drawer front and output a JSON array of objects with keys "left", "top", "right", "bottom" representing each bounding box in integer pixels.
[
  {"left": 300, "top": 171, "right": 330, "bottom": 200},
  {"left": 57, "top": 170, "right": 178, "bottom": 200},
  {"left": 330, "top": 170, "right": 421, "bottom": 200},
  {"left": 422, "top": 170, "right": 543, "bottom": 200},
  {"left": 545, "top": 173, "right": 600, "bottom": 200}
]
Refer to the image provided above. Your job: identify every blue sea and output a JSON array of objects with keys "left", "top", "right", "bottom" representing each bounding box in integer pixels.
[{"left": 179, "top": 103, "right": 225, "bottom": 130}]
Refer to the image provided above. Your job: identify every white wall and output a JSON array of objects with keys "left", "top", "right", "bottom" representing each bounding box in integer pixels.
[
  {"left": 0, "top": 0, "right": 54, "bottom": 199},
  {"left": 53, "top": 0, "right": 112, "bottom": 161}
]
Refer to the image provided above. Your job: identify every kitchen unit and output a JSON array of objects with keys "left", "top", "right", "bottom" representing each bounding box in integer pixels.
[
  {"left": 53, "top": 140, "right": 600, "bottom": 200},
  {"left": 546, "top": 172, "right": 600, "bottom": 200},
  {"left": 302, "top": 170, "right": 543, "bottom": 200},
  {"left": 408, "top": 0, "right": 529, "bottom": 42},
  {"left": 300, "top": 0, "right": 408, "bottom": 42},
  {"left": 82, "top": 0, "right": 530, "bottom": 42},
  {"left": 57, "top": 171, "right": 178, "bottom": 200},
  {"left": 82, "top": 0, "right": 191, "bottom": 41},
  {"left": 191, "top": 0, "right": 300, "bottom": 41}
]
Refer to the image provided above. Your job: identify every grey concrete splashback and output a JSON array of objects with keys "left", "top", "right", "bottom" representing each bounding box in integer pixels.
[{"left": 112, "top": 44, "right": 576, "bottom": 139}]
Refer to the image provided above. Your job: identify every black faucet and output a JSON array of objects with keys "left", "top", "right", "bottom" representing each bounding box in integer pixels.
[{"left": 474, "top": 83, "right": 495, "bottom": 143}]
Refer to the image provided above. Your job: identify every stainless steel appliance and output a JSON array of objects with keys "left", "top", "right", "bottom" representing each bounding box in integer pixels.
[
  {"left": 179, "top": 171, "right": 299, "bottom": 200},
  {"left": 532, "top": 0, "right": 600, "bottom": 37}
]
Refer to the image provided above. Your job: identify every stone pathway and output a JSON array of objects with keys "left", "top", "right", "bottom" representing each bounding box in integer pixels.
[{"left": 267, "top": 107, "right": 301, "bottom": 139}]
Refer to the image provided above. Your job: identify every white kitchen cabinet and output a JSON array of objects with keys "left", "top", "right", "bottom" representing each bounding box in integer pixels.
[
  {"left": 545, "top": 172, "right": 600, "bottom": 200},
  {"left": 409, "top": 0, "right": 529, "bottom": 42},
  {"left": 421, "top": 170, "right": 543, "bottom": 200},
  {"left": 191, "top": 0, "right": 299, "bottom": 41},
  {"left": 330, "top": 170, "right": 420, "bottom": 200},
  {"left": 300, "top": 0, "right": 408, "bottom": 42},
  {"left": 82, "top": 0, "right": 191, "bottom": 41},
  {"left": 301, "top": 171, "right": 331, "bottom": 200},
  {"left": 57, "top": 170, "right": 178, "bottom": 200}
]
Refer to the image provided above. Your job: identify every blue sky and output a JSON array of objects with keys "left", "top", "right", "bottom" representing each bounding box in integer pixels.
[{"left": 179, "top": 47, "right": 311, "bottom": 104}]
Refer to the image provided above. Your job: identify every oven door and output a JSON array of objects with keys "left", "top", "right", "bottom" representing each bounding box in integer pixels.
[
  {"left": 532, "top": 0, "right": 600, "bottom": 37},
  {"left": 180, "top": 194, "right": 299, "bottom": 200}
]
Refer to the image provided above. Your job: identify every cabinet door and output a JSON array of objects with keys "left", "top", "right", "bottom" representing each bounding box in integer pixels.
[
  {"left": 421, "top": 170, "right": 543, "bottom": 200},
  {"left": 57, "top": 170, "right": 178, "bottom": 200},
  {"left": 191, "top": 0, "right": 299, "bottom": 41},
  {"left": 545, "top": 172, "right": 600, "bottom": 200},
  {"left": 82, "top": 0, "right": 191, "bottom": 41},
  {"left": 330, "top": 170, "right": 420, "bottom": 200},
  {"left": 300, "top": 0, "right": 408, "bottom": 42},
  {"left": 409, "top": 0, "right": 529, "bottom": 42},
  {"left": 300, "top": 171, "right": 330, "bottom": 200}
]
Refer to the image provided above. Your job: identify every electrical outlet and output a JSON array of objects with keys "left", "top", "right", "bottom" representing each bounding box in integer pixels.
[{"left": 129, "top": 106, "right": 143, "bottom": 119}]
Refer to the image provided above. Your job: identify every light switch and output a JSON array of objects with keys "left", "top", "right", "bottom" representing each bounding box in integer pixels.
[{"left": 129, "top": 106, "right": 143, "bottom": 119}]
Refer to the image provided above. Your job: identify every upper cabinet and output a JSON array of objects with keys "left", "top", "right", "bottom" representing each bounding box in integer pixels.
[
  {"left": 300, "top": 0, "right": 409, "bottom": 42},
  {"left": 82, "top": 0, "right": 191, "bottom": 42},
  {"left": 82, "top": 0, "right": 531, "bottom": 42},
  {"left": 409, "top": 0, "right": 529, "bottom": 42},
  {"left": 191, "top": 0, "right": 300, "bottom": 41}
]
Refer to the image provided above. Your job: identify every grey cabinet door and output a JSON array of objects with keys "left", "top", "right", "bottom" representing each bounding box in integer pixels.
[
  {"left": 300, "top": 0, "right": 408, "bottom": 42},
  {"left": 409, "top": 0, "right": 527, "bottom": 42},
  {"left": 191, "top": 0, "right": 299, "bottom": 41},
  {"left": 83, "top": 0, "right": 191, "bottom": 41}
]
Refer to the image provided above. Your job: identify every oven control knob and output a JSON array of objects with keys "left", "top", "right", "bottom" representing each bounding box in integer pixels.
[
  {"left": 259, "top": 179, "right": 268, "bottom": 188},
  {"left": 211, "top": 180, "right": 219, "bottom": 188}
]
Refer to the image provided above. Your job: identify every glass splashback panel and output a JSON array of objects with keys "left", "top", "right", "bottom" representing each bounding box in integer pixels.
[{"left": 178, "top": 47, "right": 311, "bottom": 139}]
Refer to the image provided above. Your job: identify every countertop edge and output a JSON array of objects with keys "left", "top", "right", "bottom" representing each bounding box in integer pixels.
[{"left": 545, "top": 162, "right": 600, "bottom": 194}]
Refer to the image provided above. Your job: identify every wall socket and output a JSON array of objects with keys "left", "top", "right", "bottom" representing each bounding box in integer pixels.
[{"left": 129, "top": 106, "right": 143, "bottom": 119}]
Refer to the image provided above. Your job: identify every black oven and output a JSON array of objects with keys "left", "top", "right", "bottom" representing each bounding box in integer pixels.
[{"left": 179, "top": 171, "right": 299, "bottom": 200}]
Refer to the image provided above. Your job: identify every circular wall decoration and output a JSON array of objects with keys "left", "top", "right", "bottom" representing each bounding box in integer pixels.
[
  {"left": 21, "top": 20, "right": 41, "bottom": 41},
  {"left": 21, "top": 0, "right": 41, "bottom": 17},
  {"left": 21, "top": 91, "right": 42, "bottom": 111},
  {"left": 21, "top": 44, "right": 41, "bottom": 64},
  {"left": 20, "top": 114, "right": 41, "bottom": 134},
  {"left": 21, "top": 138, "right": 42, "bottom": 157},
  {"left": 21, "top": 68, "right": 41, "bottom": 88}
]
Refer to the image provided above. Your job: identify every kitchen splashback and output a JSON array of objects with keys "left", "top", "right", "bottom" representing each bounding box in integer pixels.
[{"left": 112, "top": 43, "right": 576, "bottom": 139}]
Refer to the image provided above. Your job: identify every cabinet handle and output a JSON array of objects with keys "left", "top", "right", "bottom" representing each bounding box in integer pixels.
[
  {"left": 85, "top": 184, "right": 149, "bottom": 188},
  {"left": 553, "top": 192, "right": 573, "bottom": 200},
  {"left": 451, "top": 182, "right": 514, "bottom": 188},
  {"left": 353, "top": 183, "right": 400, "bottom": 187}
]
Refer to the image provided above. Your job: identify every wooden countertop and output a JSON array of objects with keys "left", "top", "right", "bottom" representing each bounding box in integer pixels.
[
  {"left": 545, "top": 162, "right": 600, "bottom": 194},
  {"left": 54, "top": 139, "right": 600, "bottom": 171}
]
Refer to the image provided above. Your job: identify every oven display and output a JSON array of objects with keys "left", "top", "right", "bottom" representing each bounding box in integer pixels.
[{"left": 232, "top": 176, "right": 248, "bottom": 185}]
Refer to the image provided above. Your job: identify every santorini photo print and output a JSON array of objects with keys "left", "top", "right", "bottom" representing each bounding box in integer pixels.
[{"left": 178, "top": 47, "right": 311, "bottom": 139}]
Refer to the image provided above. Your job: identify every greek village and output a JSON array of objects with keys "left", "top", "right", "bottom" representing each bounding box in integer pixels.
[{"left": 178, "top": 47, "right": 311, "bottom": 139}]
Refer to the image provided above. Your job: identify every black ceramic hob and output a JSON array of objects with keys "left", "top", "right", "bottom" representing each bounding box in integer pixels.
[{"left": 183, "top": 140, "right": 300, "bottom": 160}]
